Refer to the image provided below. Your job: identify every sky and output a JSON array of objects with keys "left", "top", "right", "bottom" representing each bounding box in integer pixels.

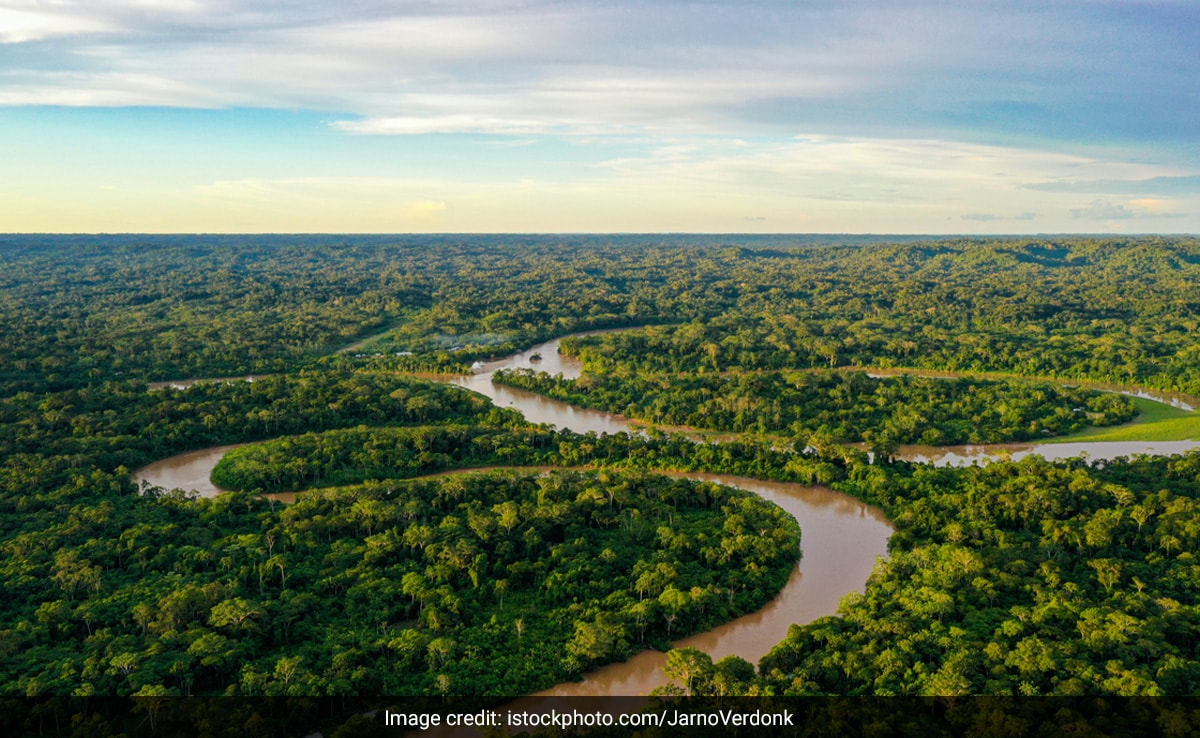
[{"left": 1, "top": 0, "right": 1197, "bottom": 233}]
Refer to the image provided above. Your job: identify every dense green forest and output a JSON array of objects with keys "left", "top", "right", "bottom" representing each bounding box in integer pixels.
[
  {"left": 5, "top": 235, "right": 1200, "bottom": 396},
  {"left": 4, "top": 234, "right": 1200, "bottom": 706},
  {"left": 494, "top": 368, "right": 1136, "bottom": 445},
  {"left": 5, "top": 465, "right": 798, "bottom": 696},
  {"left": 747, "top": 451, "right": 1200, "bottom": 696},
  {"left": 0, "top": 366, "right": 817, "bottom": 696},
  {"left": 545, "top": 241, "right": 1200, "bottom": 396},
  {"left": 0, "top": 372, "right": 516, "bottom": 476}
]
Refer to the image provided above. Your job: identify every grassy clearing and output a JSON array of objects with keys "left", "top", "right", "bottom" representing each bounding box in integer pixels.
[{"left": 1049, "top": 396, "right": 1200, "bottom": 443}]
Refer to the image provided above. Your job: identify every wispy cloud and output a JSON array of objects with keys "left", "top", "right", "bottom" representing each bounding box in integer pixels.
[
  {"left": 1, "top": 1, "right": 1196, "bottom": 148},
  {"left": 334, "top": 116, "right": 564, "bottom": 136},
  {"left": 1027, "top": 175, "right": 1200, "bottom": 195},
  {"left": 591, "top": 135, "right": 1177, "bottom": 201},
  {"left": 1067, "top": 199, "right": 1187, "bottom": 221},
  {"left": 2, "top": 1, "right": 1198, "bottom": 232},
  {"left": 0, "top": 6, "right": 114, "bottom": 43}
]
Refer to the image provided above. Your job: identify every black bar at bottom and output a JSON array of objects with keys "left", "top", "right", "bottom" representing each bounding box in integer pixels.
[{"left": 3, "top": 696, "right": 1198, "bottom": 738}]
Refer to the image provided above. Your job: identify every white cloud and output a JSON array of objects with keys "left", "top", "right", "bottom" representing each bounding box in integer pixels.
[
  {"left": 1026, "top": 175, "right": 1200, "bottom": 195},
  {"left": 0, "top": 71, "right": 215, "bottom": 106},
  {"left": 333, "top": 115, "right": 569, "bottom": 136},
  {"left": 0, "top": 6, "right": 114, "bottom": 43},
  {"left": 2, "top": 1, "right": 1198, "bottom": 232},
  {"left": 4, "top": 0, "right": 1192, "bottom": 150},
  {"left": 590, "top": 135, "right": 1179, "bottom": 204},
  {"left": 0, "top": 0, "right": 221, "bottom": 44}
]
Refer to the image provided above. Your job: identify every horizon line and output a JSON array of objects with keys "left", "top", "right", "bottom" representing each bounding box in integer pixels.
[{"left": 3, "top": 231, "right": 1198, "bottom": 238}]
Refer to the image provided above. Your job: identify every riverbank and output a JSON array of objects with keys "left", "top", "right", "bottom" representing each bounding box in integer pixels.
[
  {"left": 130, "top": 330, "right": 893, "bottom": 697},
  {"left": 130, "top": 328, "right": 1200, "bottom": 697},
  {"left": 1045, "top": 395, "right": 1200, "bottom": 443}
]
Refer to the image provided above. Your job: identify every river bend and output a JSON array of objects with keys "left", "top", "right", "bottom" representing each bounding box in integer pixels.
[{"left": 131, "top": 332, "right": 1199, "bottom": 695}]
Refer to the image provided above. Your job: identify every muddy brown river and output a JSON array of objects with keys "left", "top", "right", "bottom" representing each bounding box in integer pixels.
[{"left": 131, "top": 332, "right": 1199, "bottom": 696}]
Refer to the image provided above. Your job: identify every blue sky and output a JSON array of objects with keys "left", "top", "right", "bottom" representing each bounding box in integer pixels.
[{"left": 1, "top": 0, "right": 1197, "bottom": 233}]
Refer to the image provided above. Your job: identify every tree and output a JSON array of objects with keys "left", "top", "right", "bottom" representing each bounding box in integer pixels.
[
  {"left": 712, "top": 655, "right": 755, "bottom": 696},
  {"left": 658, "top": 586, "right": 689, "bottom": 637},
  {"left": 662, "top": 648, "right": 713, "bottom": 696},
  {"left": 209, "top": 598, "right": 260, "bottom": 631},
  {"left": 566, "top": 621, "right": 615, "bottom": 668}
]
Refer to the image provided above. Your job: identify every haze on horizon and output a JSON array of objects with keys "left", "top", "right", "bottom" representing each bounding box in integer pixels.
[{"left": 1, "top": 0, "right": 1197, "bottom": 234}]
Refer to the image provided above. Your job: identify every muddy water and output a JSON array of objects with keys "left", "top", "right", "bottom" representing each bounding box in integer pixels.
[
  {"left": 895, "top": 439, "right": 1200, "bottom": 466},
  {"left": 536, "top": 473, "right": 890, "bottom": 696},
  {"left": 131, "top": 457, "right": 889, "bottom": 698},
  {"left": 131, "top": 444, "right": 241, "bottom": 497},
  {"left": 147, "top": 376, "right": 265, "bottom": 391},
  {"left": 448, "top": 333, "right": 635, "bottom": 435},
  {"left": 455, "top": 335, "right": 1200, "bottom": 467},
  {"left": 130, "top": 330, "right": 1200, "bottom": 697},
  {"left": 131, "top": 335, "right": 629, "bottom": 495},
  {"left": 129, "top": 333, "right": 893, "bottom": 696}
]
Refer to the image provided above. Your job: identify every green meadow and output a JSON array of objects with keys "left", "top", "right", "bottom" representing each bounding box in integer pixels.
[{"left": 1050, "top": 395, "right": 1200, "bottom": 443}]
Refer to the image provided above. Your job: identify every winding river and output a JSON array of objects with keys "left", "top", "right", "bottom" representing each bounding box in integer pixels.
[{"left": 131, "top": 332, "right": 1200, "bottom": 695}]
